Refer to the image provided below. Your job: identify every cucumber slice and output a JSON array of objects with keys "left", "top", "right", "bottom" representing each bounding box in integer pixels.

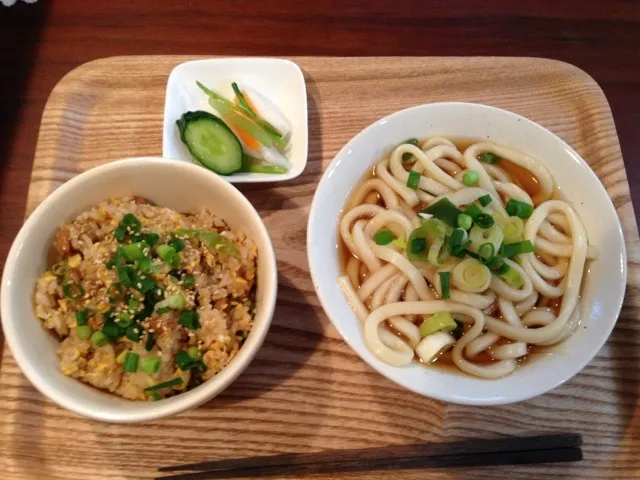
[{"left": 176, "top": 111, "right": 243, "bottom": 175}]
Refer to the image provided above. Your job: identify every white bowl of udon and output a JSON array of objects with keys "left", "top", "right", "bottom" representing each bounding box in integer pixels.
[{"left": 308, "top": 102, "right": 626, "bottom": 405}]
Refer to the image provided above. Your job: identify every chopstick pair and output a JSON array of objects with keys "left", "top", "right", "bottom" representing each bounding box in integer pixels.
[{"left": 157, "top": 433, "right": 582, "bottom": 479}]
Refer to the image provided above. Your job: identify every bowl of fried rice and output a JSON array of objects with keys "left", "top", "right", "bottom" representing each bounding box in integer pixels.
[{"left": 1, "top": 157, "right": 277, "bottom": 423}]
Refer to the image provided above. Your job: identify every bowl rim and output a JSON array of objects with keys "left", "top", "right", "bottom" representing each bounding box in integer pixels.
[
  {"left": 1, "top": 157, "right": 278, "bottom": 422},
  {"left": 307, "top": 101, "right": 627, "bottom": 405}
]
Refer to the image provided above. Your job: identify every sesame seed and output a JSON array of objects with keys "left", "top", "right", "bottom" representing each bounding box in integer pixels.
[{"left": 136, "top": 283, "right": 142, "bottom": 289}]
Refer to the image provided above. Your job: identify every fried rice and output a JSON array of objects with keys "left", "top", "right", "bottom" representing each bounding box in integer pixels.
[{"left": 33, "top": 196, "right": 257, "bottom": 401}]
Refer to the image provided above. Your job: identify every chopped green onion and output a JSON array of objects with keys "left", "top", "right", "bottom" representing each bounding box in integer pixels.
[
  {"left": 182, "top": 276, "right": 195, "bottom": 287},
  {"left": 501, "top": 267, "right": 524, "bottom": 288},
  {"left": 116, "top": 311, "right": 133, "bottom": 328},
  {"left": 144, "top": 377, "right": 183, "bottom": 392},
  {"left": 63, "top": 283, "right": 85, "bottom": 300},
  {"left": 478, "top": 243, "right": 495, "bottom": 264},
  {"left": 501, "top": 216, "right": 525, "bottom": 243},
  {"left": 494, "top": 262, "right": 510, "bottom": 275},
  {"left": 168, "top": 295, "right": 185, "bottom": 309},
  {"left": 126, "top": 326, "right": 140, "bottom": 342},
  {"left": 148, "top": 391, "right": 161, "bottom": 401},
  {"left": 194, "top": 230, "right": 239, "bottom": 258},
  {"left": 91, "top": 331, "right": 109, "bottom": 347},
  {"left": 487, "top": 256, "right": 509, "bottom": 275},
  {"left": 406, "top": 170, "right": 421, "bottom": 190},
  {"left": 121, "top": 213, "right": 141, "bottom": 232},
  {"left": 187, "top": 346, "right": 202, "bottom": 360},
  {"left": 142, "top": 233, "right": 160, "bottom": 246},
  {"left": 114, "top": 226, "right": 126, "bottom": 242},
  {"left": 411, "top": 237, "right": 426, "bottom": 253},
  {"left": 155, "top": 294, "right": 186, "bottom": 312},
  {"left": 402, "top": 138, "right": 420, "bottom": 161},
  {"left": 179, "top": 310, "right": 200, "bottom": 330},
  {"left": 144, "top": 332, "right": 155, "bottom": 351},
  {"left": 156, "top": 244, "right": 176, "bottom": 261},
  {"left": 102, "top": 320, "right": 124, "bottom": 340},
  {"left": 450, "top": 228, "right": 468, "bottom": 247},
  {"left": 464, "top": 204, "right": 483, "bottom": 221},
  {"left": 478, "top": 194, "right": 492, "bottom": 207},
  {"left": 479, "top": 152, "right": 500, "bottom": 164},
  {"left": 423, "top": 198, "right": 463, "bottom": 228},
  {"left": 506, "top": 199, "right": 534, "bottom": 219},
  {"left": 106, "top": 249, "right": 125, "bottom": 270},
  {"left": 406, "top": 219, "right": 450, "bottom": 262},
  {"left": 174, "top": 351, "right": 195, "bottom": 371},
  {"left": 75, "top": 310, "right": 88, "bottom": 326},
  {"left": 123, "top": 352, "right": 139, "bottom": 373},
  {"left": 419, "top": 312, "right": 457, "bottom": 337},
  {"left": 136, "top": 277, "right": 156, "bottom": 294},
  {"left": 121, "top": 241, "right": 148, "bottom": 262},
  {"left": 465, "top": 249, "right": 480, "bottom": 260},
  {"left": 168, "top": 238, "right": 185, "bottom": 253},
  {"left": 474, "top": 213, "right": 495, "bottom": 229},
  {"left": 127, "top": 297, "right": 139, "bottom": 309},
  {"left": 456, "top": 213, "right": 473, "bottom": 231},
  {"left": 439, "top": 271, "right": 451, "bottom": 299},
  {"left": 76, "top": 325, "right": 92, "bottom": 340},
  {"left": 117, "top": 266, "right": 137, "bottom": 288},
  {"left": 462, "top": 171, "right": 479, "bottom": 186},
  {"left": 500, "top": 240, "right": 535, "bottom": 258},
  {"left": 146, "top": 285, "right": 164, "bottom": 304},
  {"left": 155, "top": 243, "right": 182, "bottom": 268},
  {"left": 373, "top": 229, "right": 394, "bottom": 246},
  {"left": 450, "top": 239, "right": 471, "bottom": 258},
  {"left": 168, "top": 254, "right": 181, "bottom": 268},
  {"left": 134, "top": 302, "right": 154, "bottom": 322},
  {"left": 156, "top": 307, "right": 171, "bottom": 314},
  {"left": 116, "top": 350, "right": 128, "bottom": 364},
  {"left": 140, "top": 356, "right": 161, "bottom": 374}
]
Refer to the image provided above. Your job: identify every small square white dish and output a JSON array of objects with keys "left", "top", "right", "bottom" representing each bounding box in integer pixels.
[{"left": 163, "top": 58, "right": 308, "bottom": 183}]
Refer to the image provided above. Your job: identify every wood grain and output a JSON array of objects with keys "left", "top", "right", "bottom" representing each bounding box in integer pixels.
[{"left": 0, "top": 56, "right": 639, "bottom": 480}]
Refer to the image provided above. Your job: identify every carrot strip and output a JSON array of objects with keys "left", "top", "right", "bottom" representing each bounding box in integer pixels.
[{"left": 227, "top": 119, "right": 259, "bottom": 150}]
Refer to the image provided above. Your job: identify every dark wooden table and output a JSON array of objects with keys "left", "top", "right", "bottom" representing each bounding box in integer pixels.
[{"left": 1, "top": 1, "right": 639, "bottom": 268}]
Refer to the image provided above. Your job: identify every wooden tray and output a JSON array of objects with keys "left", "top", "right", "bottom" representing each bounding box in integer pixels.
[{"left": 2, "top": 56, "right": 638, "bottom": 480}]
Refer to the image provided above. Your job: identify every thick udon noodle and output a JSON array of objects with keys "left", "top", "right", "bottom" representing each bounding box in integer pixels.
[{"left": 338, "top": 137, "right": 597, "bottom": 379}]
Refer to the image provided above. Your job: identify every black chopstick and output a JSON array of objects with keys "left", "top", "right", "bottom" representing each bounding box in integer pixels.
[
  {"left": 157, "top": 433, "right": 582, "bottom": 479},
  {"left": 157, "top": 447, "right": 582, "bottom": 480}
]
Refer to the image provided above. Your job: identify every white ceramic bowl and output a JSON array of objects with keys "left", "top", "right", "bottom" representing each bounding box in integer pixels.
[
  {"left": 307, "top": 102, "right": 626, "bottom": 405},
  {"left": 163, "top": 58, "right": 308, "bottom": 183},
  {"left": 1, "top": 158, "right": 277, "bottom": 422}
]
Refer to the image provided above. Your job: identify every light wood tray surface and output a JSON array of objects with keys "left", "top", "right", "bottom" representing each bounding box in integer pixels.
[{"left": 2, "top": 56, "right": 639, "bottom": 479}]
